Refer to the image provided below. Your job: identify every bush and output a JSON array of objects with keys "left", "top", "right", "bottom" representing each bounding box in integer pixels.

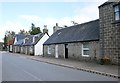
[{"left": 100, "top": 56, "right": 111, "bottom": 65}]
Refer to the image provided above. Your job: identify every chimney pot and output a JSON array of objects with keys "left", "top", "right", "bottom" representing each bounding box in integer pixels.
[
  {"left": 44, "top": 25, "right": 47, "bottom": 29},
  {"left": 43, "top": 25, "right": 48, "bottom": 34},
  {"left": 56, "top": 23, "right": 58, "bottom": 26}
]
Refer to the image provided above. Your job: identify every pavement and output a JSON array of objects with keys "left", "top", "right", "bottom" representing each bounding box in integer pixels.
[{"left": 2, "top": 51, "right": 119, "bottom": 79}]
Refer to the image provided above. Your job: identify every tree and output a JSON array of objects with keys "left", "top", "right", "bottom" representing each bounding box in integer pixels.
[
  {"left": 29, "top": 23, "right": 41, "bottom": 35},
  {"left": 19, "top": 29, "right": 25, "bottom": 34},
  {"left": 18, "top": 29, "right": 30, "bottom": 35},
  {"left": 6, "top": 31, "right": 15, "bottom": 41},
  {"left": 3, "top": 31, "right": 15, "bottom": 50},
  {"left": 3, "top": 35, "right": 8, "bottom": 50},
  {"left": 11, "top": 31, "right": 15, "bottom": 37}
]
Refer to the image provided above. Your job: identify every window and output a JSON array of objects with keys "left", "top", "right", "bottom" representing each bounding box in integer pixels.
[
  {"left": 82, "top": 43, "right": 89, "bottom": 57},
  {"left": 114, "top": 4, "right": 120, "bottom": 21},
  {"left": 33, "top": 35, "right": 38, "bottom": 43},
  {"left": 48, "top": 46, "right": 51, "bottom": 54}
]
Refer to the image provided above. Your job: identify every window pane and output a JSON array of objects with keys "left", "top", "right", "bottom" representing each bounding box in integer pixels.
[
  {"left": 115, "top": 5, "right": 119, "bottom": 12},
  {"left": 115, "top": 12, "right": 120, "bottom": 20},
  {"left": 83, "top": 43, "right": 89, "bottom": 48},
  {"left": 83, "top": 50, "right": 89, "bottom": 55}
]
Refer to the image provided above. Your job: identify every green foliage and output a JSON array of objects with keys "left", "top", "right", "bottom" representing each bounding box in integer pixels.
[
  {"left": 29, "top": 23, "right": 41, "bottom": 35},
  {"left": 18, "top": 29, "right": 30, "bottom": 35},
  {"left": 3, "top": 31, "right": 15, "bottom": 49},
  {"left": 3, "top": 35, "right": 8, "bottom": 49},
  {"left": 6, "top": 31, "right": 15, "bottom": 40},
  {"left": 11, "top": 31, "right": 15, "bottom": 36}
]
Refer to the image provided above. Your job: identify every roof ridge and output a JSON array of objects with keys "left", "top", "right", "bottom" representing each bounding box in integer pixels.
[{"left": 56, "top": 19, "right": 99, "bottom": 32}]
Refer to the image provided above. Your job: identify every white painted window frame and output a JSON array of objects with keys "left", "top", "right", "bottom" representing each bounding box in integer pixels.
[{"left": 82, "top": 43, "right": 89, "bottom": 57}]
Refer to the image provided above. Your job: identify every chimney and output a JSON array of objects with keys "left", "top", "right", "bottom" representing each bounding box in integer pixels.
[
  {"left": 43, "top": 25, "right": 48, "bottom": 34},
  {"left": 53, "top": 23, "right": 63, "bottom": 33},
  {"left": 56, "top": 23, "right": 58, "bottom": 26}
]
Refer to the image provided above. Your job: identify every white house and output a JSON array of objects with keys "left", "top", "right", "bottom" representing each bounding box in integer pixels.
[{"left": 22, "top": 26, "right": 49, "bottom": 56}]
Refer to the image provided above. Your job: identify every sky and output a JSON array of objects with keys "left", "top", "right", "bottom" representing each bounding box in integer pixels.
[{"left": 0, "top": 0, "right": 108, "bottom": 41}]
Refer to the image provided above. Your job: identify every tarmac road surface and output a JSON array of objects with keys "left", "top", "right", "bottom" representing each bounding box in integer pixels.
[{"left": 1, "top": 52, "right": 118, "bottom": 81}]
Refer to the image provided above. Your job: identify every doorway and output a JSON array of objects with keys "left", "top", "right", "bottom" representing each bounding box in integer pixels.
[{"left": 65, "top": 44, "right": 68, "bottom": 59}]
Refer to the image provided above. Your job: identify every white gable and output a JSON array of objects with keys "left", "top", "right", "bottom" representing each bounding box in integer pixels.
[
  {"left": 34, "top": 34, "right": 49, "bottom": 55},
  {"left": 14, "top": 37, "right": 17, "bottom": 44}
]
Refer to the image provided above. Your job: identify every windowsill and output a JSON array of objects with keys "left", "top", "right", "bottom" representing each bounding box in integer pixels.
[
  {"left": 112, "top": 20, "right": 120, "bottom": 24},
  {"left": 82, "top": 55, "right": 89, "bottom": 57},
  {"left": 48, "top": 52, "right": 51, "bottom": 55}
]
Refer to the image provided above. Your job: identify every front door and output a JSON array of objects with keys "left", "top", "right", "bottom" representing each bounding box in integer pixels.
[{"left": 65, "top": 44, "right": 68, "bottom": 59}]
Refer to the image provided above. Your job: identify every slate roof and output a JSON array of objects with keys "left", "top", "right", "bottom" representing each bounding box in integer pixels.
[
  {"left": 14, "top": 34, "right": 26, "bottom": 41},
  {"left": 44, "top": 19, "right": 100, "bottom": 45},
  {"left": 14, "top": 39, "right": 24, "bottom": 46},
  {"left": 13, "top": 34, "right": 26, "bottom": 46},
  {"left": 98, "top": 1, "right": 120, "bottom": 8},
  {"left": 22, "top": 33, "right": 45, "bottom": 46},
  {"left": 98, "top": 2, "right": 113, "bottom": 8}
]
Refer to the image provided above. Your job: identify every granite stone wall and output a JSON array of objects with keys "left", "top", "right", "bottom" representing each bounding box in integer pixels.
[
  {"left": 43, "top": 41, "right": 100, "bottom": 62},
  {"left": 99, "top": 2, "right": 120, "bottom": 65}
]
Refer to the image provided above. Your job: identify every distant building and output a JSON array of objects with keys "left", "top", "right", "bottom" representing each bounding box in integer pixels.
[
  {"left": 14, "top": 26, "right": 49, "bottom": 56},
  {"left": 13, "top": 34, "right": 26, "bottom": 53},
  {"left": 0, "top": 42, "right": 3, "bottom": 51},
  {"left": 7, "top": 38, "right": 15, "bottom": 52}
]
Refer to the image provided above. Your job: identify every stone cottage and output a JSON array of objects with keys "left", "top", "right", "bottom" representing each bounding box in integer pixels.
[
  {"left": 43, "top": 19, "right": 100, "bottom": 61},
  {"left": 99, "top": 1, "right": 120, "bottom": 65},
  {"left": 43, "top": 1, "right": 120, "bottom": 65},
  {"left": 13, "top": 39, "right": 24, "bottom": 53},
  {"left": 22, "top": 26, "right": 49, "bottom": 56},
  {"left": 13, "top": 34, "right": 26, "bottom": 53}
]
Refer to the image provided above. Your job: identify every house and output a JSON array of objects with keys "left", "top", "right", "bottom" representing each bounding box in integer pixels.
[
  {"left": 13, "top": 34, "right": 26, "bottom": 53},
  {"left": 99, "top": 1, "right": 120, "bottom": 65},
  {"left": 7, "top": 38, "right": 15, "bottom": 52},
  {"left": 43, "top": 1, "right": 120, "bottom": 65},
  {"left": 22, "top": 26, "right": 49, "bottom": 56},
  {"left": 22, "top": 35, "right": 35, "bottom": 55},
  {"left": 13, "top": 39, "right": 24, "bottom": 53},
  {"left": 0, "top": 42, "right": 3, "bottom": 51},
  {"left": 43, "top": 19, "right": 100, "bottom": 61}
]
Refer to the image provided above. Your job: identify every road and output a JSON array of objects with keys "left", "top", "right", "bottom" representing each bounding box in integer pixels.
[{"left": 1, "top": 52, "right": 118, "bottom": 81}]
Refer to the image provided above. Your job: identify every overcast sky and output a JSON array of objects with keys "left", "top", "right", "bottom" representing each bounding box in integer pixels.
[{"left": 0, "top": 0, "right": 107, "bottom": 41}]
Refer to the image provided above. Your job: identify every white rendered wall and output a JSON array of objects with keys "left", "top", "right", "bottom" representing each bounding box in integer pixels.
[
  {"left": 14, "top": 38, "right": 17, "bottom": 44},
  {"left": 35, "top": 34, "right": 49, "bottom": 56}
]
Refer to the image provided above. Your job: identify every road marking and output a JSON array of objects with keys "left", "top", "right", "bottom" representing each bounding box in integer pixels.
[{"left": 8, "top": 61, "right": 43, "bottom": 81}]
